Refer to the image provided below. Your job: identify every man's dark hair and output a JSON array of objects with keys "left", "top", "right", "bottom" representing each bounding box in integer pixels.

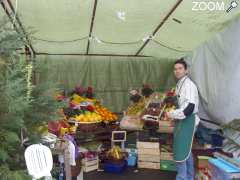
[{"left": 174, "top": 58, "right": 187, "bottom": 70}]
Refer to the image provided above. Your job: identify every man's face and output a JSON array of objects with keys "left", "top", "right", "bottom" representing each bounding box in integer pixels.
[{"left": 174, "top": 63, "right": 187, "bottom": 80}]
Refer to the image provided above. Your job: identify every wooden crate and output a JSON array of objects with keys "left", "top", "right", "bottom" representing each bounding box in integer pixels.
[
  {"left": 138, "top": 148, "right": 160, "bottom": 156},
  {"left": 138, "top": 161, "right": 160, "bottom": 169},
  {"left": 158, "top": 121, "right": 174, "bottom": 133},
  {"left": 158, "top": 124, "right": 174, "bottom": 133},
  {"left": 137, "top": 141, "right": 160, "bottom": 149},
  {"left": 82, "top": 159, "right": 99, "bottom": 166},
  {"left": 138, "top": 154, "right": 160, "bottom": 163},
  {"left": 159, "top": 121, "right": 172, "bottom": 126},
  {"left": 82, "top": 158, "right": 99, "bottom": 172},
  {"left": 160, "top": 152, "right": 173, "bottom": 161},
  {"left": 83, "top": 164, "right": 99, "bottom": 172}
]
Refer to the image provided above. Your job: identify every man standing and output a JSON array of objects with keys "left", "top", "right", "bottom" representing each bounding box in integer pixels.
[{"left": 167, "top": 58, "right": 200, "bottom": 180}]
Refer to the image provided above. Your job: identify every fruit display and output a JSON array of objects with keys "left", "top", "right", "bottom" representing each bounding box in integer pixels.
[
  {"left": 71, "top": 94, "right": 96, "bottom": 105},
  {"left": 106, "top": 146, "right": 127, "bottom": 161},
  {"left": 165, "top": 105, "right": 176, "bottom": 113},
  {"left": 69, "top": 102, "right": 117, "bottom": 123},
  {"left": 161, "top": 105, "right": 176, "bottom": 121},
  {"left": 152, "top": 92, "right": 165, "bottom": 99},
  {"left": 59, "top": 86, "right": 118, "bottom": 124},
  {"left": 140, "top": 99, "right": 162, "bottom": 130},
  {"left": 140, "top": 89, "right": 177, "bottom": 121},
  {"left": 120, "top": 115, "right": 143, "bottom": 130},
  {"left": 141, "top": 100, "right": 162, "bottom": 117},
  {"left": 73, "top": 111, "right": 102, "bottom": 123},
  {"left": 148, "top": 102, "right": 161, "bottom": 109},
  {"left": 121, "top": 95, "right": 146, "bottom": 130},
  {"left": 142, "top": 107, "right": 161, "bottom": 116},
  {"left": 125, "top": 100, "right": 145, "bottom": 115},
  {"left": 95, "top": 105, "right": 117, "bottom": 123},
  {"left": 160, "top": 89, "right": 177, "bottom": 121}
]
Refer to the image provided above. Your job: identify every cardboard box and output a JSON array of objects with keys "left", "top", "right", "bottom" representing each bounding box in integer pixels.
[
  {"left": 138, "top": 161, "right": 160, "bottom": 169},
  {"left": 197, "top": 156, "right": 210, "bottom": 169}
]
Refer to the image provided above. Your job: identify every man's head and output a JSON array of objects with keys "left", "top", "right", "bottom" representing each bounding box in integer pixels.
[{"left": 174, "top": 58, "right": 188, "bottom": 80}]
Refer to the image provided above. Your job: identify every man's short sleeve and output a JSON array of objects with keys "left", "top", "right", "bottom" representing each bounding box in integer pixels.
[{"left": 184, "top": 80, "right": 197, "bottom": 104}]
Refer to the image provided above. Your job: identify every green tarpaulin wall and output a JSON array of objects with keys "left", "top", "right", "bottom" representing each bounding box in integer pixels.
[
  {"left": 1, "top": 0, "right": 239, "bottom": 113},
  {"left": 36, "top": 55, "right": 175, "bottom": 112},
  {"left": 1, "top": 0, "right": 239, "bottom": 59}
]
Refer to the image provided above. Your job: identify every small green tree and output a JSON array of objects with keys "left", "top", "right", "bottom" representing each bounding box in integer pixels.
[{"left": 0, "top": 18, "right": 63, "bottom": 179}]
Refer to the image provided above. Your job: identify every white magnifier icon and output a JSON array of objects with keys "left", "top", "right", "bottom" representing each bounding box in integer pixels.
[{"left": 226, "top": 1, "right": 238, "bottom": 13}]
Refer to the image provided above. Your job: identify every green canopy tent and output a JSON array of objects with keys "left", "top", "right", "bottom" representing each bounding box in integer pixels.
[
  {"left": 1, "top": 0, "right": 238, "bottom": 56},
  {"left": 2, "top": 1, "right": 240, "bottom": 176},
  {"left": 0, "top": 0, "right": 239, "bottom": 114}
]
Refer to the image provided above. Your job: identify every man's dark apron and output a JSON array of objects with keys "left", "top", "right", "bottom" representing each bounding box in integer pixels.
[
  {"left": 173, "top": 114, "right": 195, "bottom": 162},
  {"left": 173, "top": 76, "right": 196, "bottom": 162}
]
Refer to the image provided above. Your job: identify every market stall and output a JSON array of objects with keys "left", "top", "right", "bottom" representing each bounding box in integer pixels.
[{"left": 1, "top": 1, "right": 240, "bottom": 180}]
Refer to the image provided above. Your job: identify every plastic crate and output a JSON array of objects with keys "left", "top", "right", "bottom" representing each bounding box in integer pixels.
[
  {"left": 103, "top": 160, "right": 127, "bottom": 173},
  {"left": 208, "top": 158, "right": 240, "bottom": 180},
  {"left": 160, "top": 160, "right": 176, "bottom": 171}
]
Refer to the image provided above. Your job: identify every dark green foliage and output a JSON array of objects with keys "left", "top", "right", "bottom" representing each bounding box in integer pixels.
[{"left": 0, "top": 18, "right": 63, "bottom": 179}]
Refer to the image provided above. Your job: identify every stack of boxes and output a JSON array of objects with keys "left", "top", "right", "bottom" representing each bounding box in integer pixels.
[{"left": 137, "top": 141, "right": 160, "bottom": 169}]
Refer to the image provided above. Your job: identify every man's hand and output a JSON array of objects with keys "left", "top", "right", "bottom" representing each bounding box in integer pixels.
[{"left": 167, "top": 109, "right": 186, "bottom": 120}]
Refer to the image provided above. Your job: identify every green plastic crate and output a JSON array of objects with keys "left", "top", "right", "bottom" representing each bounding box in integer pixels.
[{"left": 160, "top": 160, "right": 176, "bottom": 171}]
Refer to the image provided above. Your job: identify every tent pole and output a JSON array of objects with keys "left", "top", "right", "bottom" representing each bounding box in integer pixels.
[
  {"left": 86, "top": 0, "right": 98, "bottom": 55},
  {"left": 0, "top": 1, "right": 21, "bottom": 34},
  {"left": 135, "top": 0, "right": 183, "bottom": 56},
  {"left": 4, "top": 0, "right": 36, "bottom": 55},
  {"left": 34, "top": 52, "right": 151, "bottom": 58}
]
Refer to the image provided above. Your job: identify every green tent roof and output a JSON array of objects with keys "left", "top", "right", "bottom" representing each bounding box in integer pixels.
[{"left": 1, "top": 0, "right": 240, "bottom": 58}]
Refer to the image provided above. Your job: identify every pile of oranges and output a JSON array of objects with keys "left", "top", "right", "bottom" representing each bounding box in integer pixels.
[
  {"left": 95, "top": 105, "right": 117, "bottom": 122},
  {"left": 62, "top": 93, "right": 118, "bottom": 123},
  {"left": 72, "top": 105, "right": 118, "bottom": 123}
]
